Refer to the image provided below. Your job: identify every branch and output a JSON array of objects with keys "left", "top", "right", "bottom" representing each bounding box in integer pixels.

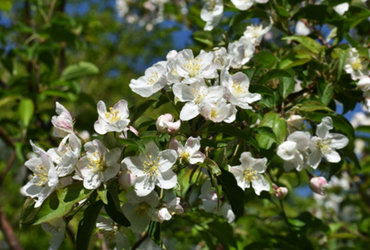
[
  {"left": 0, "top": 151, "right": 16, "bottom": 187},
  {"left": 0, "top": 205, "right": 23, "bottom": 250},
  {"left": 300, "top": 19, "right": 330, "bottom": 48}
]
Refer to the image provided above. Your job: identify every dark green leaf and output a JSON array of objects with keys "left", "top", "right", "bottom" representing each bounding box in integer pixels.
[
  {"left": 282, "top": 36, "right": 322, "bottom": 54},
  {"left": 76, "top": 201, "right": 104, "bottom": 250},
  {"left": 217, "top": 168, "right": 244, "bottom": 220},
  {"left": 104, "top": 188, "right": 130, "bottom": 227},
  {"left": 60, "top": 62, "right": 99, "bottom": 81},
  {"left": 147, "top": 221, "right": 164, "bottom": 248},
  {"left": 318, "top": 82, "right": 334, "bottom": 106}
]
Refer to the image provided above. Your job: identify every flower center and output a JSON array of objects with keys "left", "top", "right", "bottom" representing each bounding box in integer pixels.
[
  {"left": 207, "top": 0, "right": 216, "bottom": 11},
  {"left": 184, "top": 58, "right": 202, "bottom": 78},
  {"left": 180, "top": 151, "right": 190, "bottom": 162},
  {"left": 210, "top": 108, "right": 218, "bottom": 119},
  {"left": 143, "top": 155, "right": 160, "bottom": 177},
  {"left": 33, "top": 165, "right": 49, "bottom": 186},
  {"left": 191, "top": 85, "right": 209, "bottom": 105},
  {"left": 243, "top": 168, "right": 258, "bottom": 182},
  {"left": 317, "top": 139, "right": 333, "bottom": 155},
  {"left": 352, "top": 59, "right": 363, "bottom": 71},
  {"left": 134, "top": 202, "right": 151, "bottom": 218},
  {"left": 87, "top": 152, "right": 106, "bottom": 172},
  {"left": 147, "top": 71, "right": 159, "bottom": 86},
  {"left": 232, "top": 81, "right": 247, "bottom": 96},
  {"left": 105, "top": 107, "right": 121, "bottom": 123}
]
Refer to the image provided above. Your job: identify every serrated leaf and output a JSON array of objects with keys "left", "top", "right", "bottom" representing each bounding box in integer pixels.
[
  {"left": 19, "top": 99, "right": 34, "bottom": 128},
  {"left": 294, "top": 101, "right": 333, "bottom": 112},
  {"left": 60, "top": 61, "right": 99, "bottom": 81},
  {"left": 76, "top": 201, "right": 104, "bottom": 250},
  {"left": 20, "top": 182, "right": 93, "bottom": 225},
  {"left": 282, "top": 36, "right": 322, "bottom": 54}
]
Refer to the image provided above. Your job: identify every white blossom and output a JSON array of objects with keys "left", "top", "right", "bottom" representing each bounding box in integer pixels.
[
  {"left": 231, "top": 0, "right": 254, "bottom": 11},
  {"left": 229, "top": 152, "right": 270, "bottom": 195},
  {"left": 122, "top": 190, "right": 159, "bottom": 234},
  {"left": 41, "top": 218, "right": 66, "bottom": 250},
  {"left": 308, "top": 117, "right": 349, "bottom": 168},
  {"left": 309, "top": 176, "right": 328, "bottom": 196},
  {"left": 158, "top": 197, "right": 184, "bottom": 222},
  {"left": 200, "top": 0, "right": 223, "bottom": 31},
  {"left": 122, "top": 141, "right": 178, "bottom": 197},
  {"left": 156, "top": 113, "right": 181, "bottom": 133},
  {"left": 333, "top": 3, "right": 349, "bottom": 15},
  {"left": 51, "top": 102, "right": 74, "bottom": 138},
  {"left": 76, "top": 140, "right": 121, "bottom": 189},
  {"left": 96, "top": 216, "right": 130, "bottom": 250},
  {"left": 22, "top": 141, "right": 59, "bottom": 207},
  {"left": 129, "top": 61, "right": 168, "bottom": 97},
  {"left": 295, "top": 20, "right": 311, "bottom": 36},
  {"left": 227, "top": 39, "right": 255, "bottom": 68},
  {"left": 94, "top": 100, "right": 130, "bottom": 135},
  {"left": 357, "top": 75, "right": 370, "bottom": 91},
  {"left": 344, "top": 48, "right": 370, "bottom": 80},
  {"left": 199, "top": 98, "right": 236, "bottom": 123},
  {"left": 169, "top": 136, "right": 206, "bottom": 164},
  {"left": 243, "top": 19, "right": 273, "bottom": 46}
]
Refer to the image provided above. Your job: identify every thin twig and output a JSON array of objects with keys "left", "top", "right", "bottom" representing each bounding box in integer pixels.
[
  {"left": 300, "top": 19, "right": 331, "bottom": 48},
  {"left": 0, "top": 126, "right": 15, "bottom": 149},
  {"left": 131, "top": 231, "right": 148, "bottom": 250},
  {"left": 0, "top": 205, "right": 24, "bottom": 250},
  {"left": 0, "top": 151, "right": 17, "bottom": 187}
]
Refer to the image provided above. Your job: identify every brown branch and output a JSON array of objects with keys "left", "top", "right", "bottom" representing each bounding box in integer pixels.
[
  {"left": 131, "top": 231, "right": 148, "bottom": 250},
  {"left": 300, "top": 19, "right": 331, "bottom": 48},
  {"left": 0, "top": 151, "right": 17, "bottom": 187},
  {"left": 0, "top": 205, "right": 23, "bottom": 250},
  {"left": 0, "top": 126, "right": 15, "bottom": 149}
]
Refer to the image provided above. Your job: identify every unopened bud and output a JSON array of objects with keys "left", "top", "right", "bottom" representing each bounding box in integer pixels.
[
  {"left": 309, "top": 176, "right": 328, "bottom": 196},
  {"left": 156, "top": 114, "right": 181, "bottom": 133},
  {"left": 272, "top": 184, "right": 288, "bottom": 199}
]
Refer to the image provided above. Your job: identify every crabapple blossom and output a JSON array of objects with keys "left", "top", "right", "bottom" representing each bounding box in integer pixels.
[
  {"left": 172, "top": 49, "right": 218, "bottom": 84},
  {"left": 333, "top": 3, "right": 349, "bottom": 15},
  {"left": 357, "top": 76, "right": 370, "bottom": 91},
  {"left": 169, "top": 136, "right": 205, "bottom": 164},
  {"left": 308, "top": 117, "right": 349, "bottom": 169},
  {"left": 47, "top": 133, "right": 81, "bottom": 177},
  {"left": 272, "top": 184, "right": 288, "bottom": 199},
  {"left": 121, "top": 141, "right": 178, "bottom": 197},
  {"left": 243, "top": 19, "right": 273, "bottom": 46},
  {"left": 122, "top": 190, "right": 159, "bottom": 234},
  {"left": 199, "top": 98, "right": 236, "bottom": 123},
  {"left": 221, "top": 70, "right": 261, "bottom": 109},
  {"left": 309, "top": 176, "right": 328, "bottom": 196},
  {"left": 158, "top": 197, "right": 184, "bottom": 222},
  {"left": 41, "top": 217, "right": 66, "bottom": 250},
  {"left": 129, "top": 61, "right": 168, "bottom": 97},
  {"left": 96, "top": 216, "right": 130, "bottom": 250},
  {"left": 76, "top": 139, "right": 121, "bottom": 189},
  {"left": 277, "top": 131, "right": 311, "bottom": 171},
  {"left": 200, "top": 0, "right": 223, "bottom": 31},
  {"left": 156, "top": 113, "right": 181, "bottom": 133},
  {"left": 22, "top": 141, "right": 59, "bottom": 207},
  {"left": 94, "top": 99, "right": 130, "bottom": 135},
  {"left": 295, "top": 20, "right": 310, "bottom": 36},
  {"left": 344, "top": 48, "right": 370, "bottom": 80},
  {"left": 229, "top": 152, "right": 270, "bottom": 195},
  {"left": 119, "top": 163, "right": 136, "bottom": 190},
  {"left": 51, "top": 102, "right": 74, "bottom": 138},
  {"left": 231, "top": 0, "right": 254, "bottom": 11},
  {"left": 227, "top": 39, "right": 255, "bottom": 68}
]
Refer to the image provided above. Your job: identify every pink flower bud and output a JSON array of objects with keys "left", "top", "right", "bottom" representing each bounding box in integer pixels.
[
  {"left": 156, "top": 114, "right": 181, "bottom": 133},
  {"left": 309, "top": 176, "right": 328, "bottom": 196},
  {"left": 51, "top": 102, "right": 74, "bottom": 137},
  {"left": 272, "top": 184, "right": 288, "bottom": 199},
  {"left": 119, "top": 170, "right": 136, "bottom": 190}
]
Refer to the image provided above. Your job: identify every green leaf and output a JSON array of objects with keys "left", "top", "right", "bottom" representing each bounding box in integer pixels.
[
  {"left": 199, "top": 157, "right": 221, "bottom": 176},
  {"left": 20, "top": 182, "right": 93, "bottom": 225},
  {"left": 256, "top": 127, "right": 278, "bottom": 149},
  {"left": 97, "top": 185, "right": 108, "bottom": 204},
  {"left": 259, "top": 112, "right": 287, "bottom": 143},
  {"left": 217, "top": 168, "right": 244, "bottom": 220},
  {"left": 131, "top": 99, "right": 158, "bottom": 125},
  {"left": 293, "top": 101, "right": 333, "bottom": 112},
  {"left": 60, "top": 61, "right": 99, "bottom": 81},
  {"left": 258, "top": 69, "right": 291, "bottom": 84},
  {"left": 147, "top": 221, "right": 164, "bottom": 248},
  {"left": 104, "top": 185, "right": 130, "bottom": 227},
  {"left": 332, "top": 48, "right": 347, "bottom": 80},
  {"left": 0, "top": 95, "right": 19, "bottom": 108},
  {"left": 207, "top": 218, "right": 237, "bottom": 249},
  {"left": 19, "top": 98, "right": 34, "bottom": 128},
  {"left": 254, "top": 50, "right": 277, "bottom": 68},
  {"left": 318, "top": 81, "right": 334, "bottom": 106},
  {"left": 193, "top": 31, "right": 213, "bottom": 47},
  {"left": 278, "top": 76, "right": 295, "bottom": 99},
  {"left": 282, "top": 36, "right": 322, "bottom": 55},
  {"left": 0, "top": 0, "right": 12, "bottom": 11},
  {"left": 76, "top": 201, "right": 104, "bottom": 250}
]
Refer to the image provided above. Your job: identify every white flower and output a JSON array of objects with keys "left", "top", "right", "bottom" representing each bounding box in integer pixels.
[
  {"left": 243, "top": 19, "right": 273, "bottom": 46},
  {"left": 173, "top": 79, "right": 224, "bottom": 121},
  {"left": 129, "top": 61, "right": 168, "bottom": 97},
  {"left": 221, "top": 70, "right": 261, "bottom": 109},
  {"left": 357, "top": 76, "right": 370, "bottom": 91},
  {"left": 344, "top": 48, "right": 370, "bottom": 80},
  {"left": 309, "top": 176, "right": 328, "bottom": 196},
  {"left": 156, "top": 113, "right": 181, "bottom": 133},
  {"left": 172, "top": 49, "right": 218, "bottom": 84},
  {"left": 41, "top": 217, "right": 66, "bottom": 250},
  {"left": 308, "top": 116, "right": 349, "bottom": 169},
  {"left": 22, "top": 141, "right": 59, "bottom": 207},
  {"left": 231, "top": 0, "right": 254, "bottom": 11},
  {"left": 199, "top": 180, "right": 235, "bottom": 223},
  {"left": 277, "top": 131, "right": 311, "bottom": 171},
  {"left": 213, "top": 47, "right": 231, "bottom": 70},
  {"left": 47, "top": 133, "right": 81, "bottom": 177},
  {"left": 94, "top": 100, "right": 130, "bottom": 135},
  {"left": 116, "top": 0, "right": 129, "bottom": 18},
  {"left": 199, "top": 98, "right": 236, "bottom": 123},
  {"left": 333, "top": 3, "right": 349, "bottom": 15},
  {"left": 295, "top": 20, "right": 311, "bottom": 36},
  {"left": 122, "top": 141, "right": 178, "bottom": 197},
  {"left": 122, "top": 190, "right": 159, "bottom": 234},
  {"left": 286, "top": 114, "right": 304, "bottom": 132},
  {"left": 76, "top": 140, "right": 121, "bottom": 189},
  {"left": 158, "top": 197, "right": 184, "bottom": 222},
  {"left": 119, "top": 163, "right": 136, "bottom": 190},
  {"left": 169, "top": 136, "right": 206, "bottom": 164},
  {"left": 227, "top": 39, "right": 255, "bottom": 68},
  {"left": 96, "top": 216, "right": 130, "bottom": 250},
  {"left": 51, "top": 102, "right": 74, "bottom": 138},
  {"left": 229, "top": 152, "right": 270, "bottom": 195},
  {"left": 200, "top": 0, "right": 224, "bottom": 31}
]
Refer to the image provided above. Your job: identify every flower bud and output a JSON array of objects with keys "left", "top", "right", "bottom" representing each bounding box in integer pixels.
[
  {"left": 272, "top": 184, "right": 288, "bottom": 199},
  {"left": 156, "top": 114, "right": 181, "bottom": 133},
  {"left": 119, "top": 167, "right": 136, "bottom": 190},
  {"left": 309, "top": 176, "right": 328, "bottom": 196}
]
